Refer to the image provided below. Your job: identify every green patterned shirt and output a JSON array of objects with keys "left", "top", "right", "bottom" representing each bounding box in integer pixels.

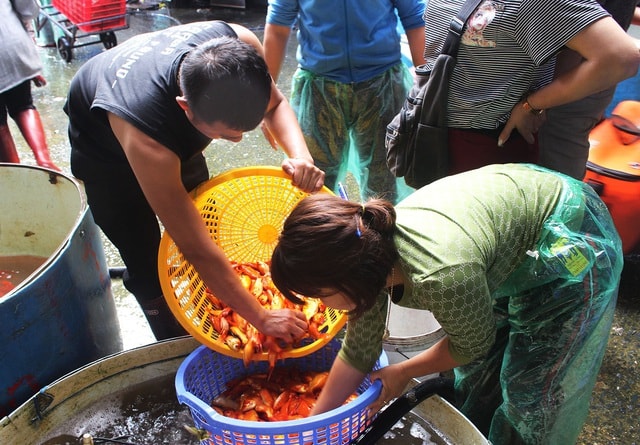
[{"left": 339, "top": 164, "right": 564, "bottom": 372}]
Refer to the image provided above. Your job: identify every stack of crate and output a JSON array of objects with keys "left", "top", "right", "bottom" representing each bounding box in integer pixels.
[{"left": 52, "top": 0, "right": 126, "bottom": 33}]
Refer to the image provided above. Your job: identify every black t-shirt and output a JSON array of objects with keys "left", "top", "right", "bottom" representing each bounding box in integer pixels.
[
  {"left": 599, "top": 0, "right": 637, "bottom": 30},
  {"left": 64, "top": 21, "right": 236, "bottom": 179}
]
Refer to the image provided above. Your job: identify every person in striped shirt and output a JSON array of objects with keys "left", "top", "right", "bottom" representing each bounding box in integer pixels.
[{"left": 421, "top": 0, "right": 640, "bottom": 176}]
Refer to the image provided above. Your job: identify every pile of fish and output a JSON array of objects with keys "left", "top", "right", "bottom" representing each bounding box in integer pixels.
[
  {"left": 205, "top": 261, "right": 331, "bottom": 368},
  {"left": 211, "top": 367, "right": 357, "bottom": 421}
]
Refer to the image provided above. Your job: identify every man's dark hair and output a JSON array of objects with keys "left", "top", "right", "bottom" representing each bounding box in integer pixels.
[{"left": 179, "top": 36, "right": 272, "bottom": 131}]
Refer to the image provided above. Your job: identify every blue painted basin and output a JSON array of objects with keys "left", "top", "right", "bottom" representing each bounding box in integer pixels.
[{"left": 0, "top": 164, "right": 122, "bottom": 416}]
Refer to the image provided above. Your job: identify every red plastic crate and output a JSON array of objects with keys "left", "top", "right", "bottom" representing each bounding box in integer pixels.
[{"left": 52, "top": 0, "right": 126, "bottom": 33}]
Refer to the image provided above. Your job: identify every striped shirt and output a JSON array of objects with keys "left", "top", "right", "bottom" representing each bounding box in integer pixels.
[{"left": 423, "top": 0, "right": 609, "bottom": 129}]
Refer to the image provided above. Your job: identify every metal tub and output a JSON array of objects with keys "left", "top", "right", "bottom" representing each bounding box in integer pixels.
[
  {"left": 0, "top": 164, "right": 122, "bottom": 416},
  {"left": 0, "top": 336, "right": 488, "bottom": 444}
]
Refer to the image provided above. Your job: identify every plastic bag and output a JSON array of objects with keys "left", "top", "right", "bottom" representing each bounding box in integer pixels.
[{"left": 455, "top": 172, "right": 623, "bottom": 444}]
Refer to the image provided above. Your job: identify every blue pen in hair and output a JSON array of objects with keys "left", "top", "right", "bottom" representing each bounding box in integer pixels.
[
  {"left": 337, "top": 183, "right": 361, "bottom": 238},
  {"left": 337, "top": 182, "right": 349, "bottom": 201}
]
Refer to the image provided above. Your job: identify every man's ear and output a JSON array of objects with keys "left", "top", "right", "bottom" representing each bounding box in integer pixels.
[{"left": 176, "top": 96, "right": 193, "bottom": 118}]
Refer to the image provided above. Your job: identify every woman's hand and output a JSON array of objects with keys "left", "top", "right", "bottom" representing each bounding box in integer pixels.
[
  {"left": 368, "top": 362, "right": 412, "bottom": 412},
  {"left": 368, "top": 337, "right": 460, "bottom": 412},
  {"left": 498, "top": 100, "right": 545, "bottom": 147}
]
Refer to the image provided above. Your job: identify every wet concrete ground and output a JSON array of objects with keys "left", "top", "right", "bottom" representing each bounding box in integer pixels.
[{"left": 8, "top": 3, "right": 640, "bottom": 444}]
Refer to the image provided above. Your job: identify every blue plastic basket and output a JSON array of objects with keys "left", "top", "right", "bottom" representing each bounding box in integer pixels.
[{"left": 175, "top": 339, "right": 387, "bottom": 445}]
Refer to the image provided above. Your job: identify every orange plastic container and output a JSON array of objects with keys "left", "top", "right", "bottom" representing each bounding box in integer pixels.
[
  {"left": 52, "top": 0, "right": 126, "bottom": 33},
  {"left": 584, "top": 100, "right": 640, "bottom": 254}
]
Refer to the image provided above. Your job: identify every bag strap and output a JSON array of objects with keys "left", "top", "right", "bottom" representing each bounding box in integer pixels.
[{"left": 441, "top": 0, "right": 486, "bottom": 56}]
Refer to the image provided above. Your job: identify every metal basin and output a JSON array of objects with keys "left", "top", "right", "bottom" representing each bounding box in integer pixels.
[
  {"left": 383, "top": 303, "right": 445, "bottom": 367},
  {"left": 0, "top": 164, "right": 122, "bottom": 417},
  {"left": 0, "top": 337, "right": 487, "bottom": 444}
]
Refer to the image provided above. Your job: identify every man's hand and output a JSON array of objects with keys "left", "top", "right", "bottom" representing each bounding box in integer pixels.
[
  {"left": 256, "top": 307, "right": 309, "bottom": 343},
  {"left": 258, "top": 121, "right": 325, "bottom": 193},
  {"left": 281, "top": 158, "right": 325, "bottom": 193}
]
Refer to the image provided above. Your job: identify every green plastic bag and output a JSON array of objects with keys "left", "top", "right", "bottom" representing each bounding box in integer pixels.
[{"left": 455, "top": 171, "right": 623, "bottom": 444}]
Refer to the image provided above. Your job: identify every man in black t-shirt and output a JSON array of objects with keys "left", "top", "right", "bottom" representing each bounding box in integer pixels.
[{"left": 64, "top": 21, "right": 324, "bottom": 340}]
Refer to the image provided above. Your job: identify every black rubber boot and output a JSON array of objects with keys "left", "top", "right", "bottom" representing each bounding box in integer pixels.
[{"left": 139, "top": 296, "right": 189, "bottom": 340}]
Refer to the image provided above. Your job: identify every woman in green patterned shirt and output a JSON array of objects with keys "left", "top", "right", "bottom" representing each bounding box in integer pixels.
[{"left": 271, "top": 163, "right": 623, "bottom": 444}]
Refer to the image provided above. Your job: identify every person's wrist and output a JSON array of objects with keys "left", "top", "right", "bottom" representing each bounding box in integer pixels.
[
  {"left": 249, "top": 306, "right": 269, "bottom": 333},
  {"left": 522, "top": 97, "right": 544, "bottom": 115},
  {"left": 289, "top": 156, "right": 315, "bottom": 166}
]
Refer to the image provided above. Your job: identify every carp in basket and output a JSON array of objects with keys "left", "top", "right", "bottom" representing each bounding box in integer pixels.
[
  {"left": 206, "top": 261, "right": 330, "bottom": 368},
  {"left": 211, "top": 367, "right": 358, "bottom": 421}
]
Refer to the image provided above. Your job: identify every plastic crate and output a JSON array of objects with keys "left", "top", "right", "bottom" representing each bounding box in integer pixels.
[
  {"left": 176, "top": 339, "right": 387, "bottom": 445},
  {"left": 158, "top": 167, "right": 347, "bottom": 361},
  {"left": 52, "top": 0, "right": 126, "bottom": 33}
]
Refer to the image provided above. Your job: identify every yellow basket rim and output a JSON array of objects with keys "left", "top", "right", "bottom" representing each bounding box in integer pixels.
[{"left": 189, "top": 166, "right": 290, "bottom": 196}]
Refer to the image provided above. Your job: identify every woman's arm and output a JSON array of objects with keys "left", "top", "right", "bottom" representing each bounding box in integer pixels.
[
  {"left": 310, "top": 356, "right": 368, "bottom": 415},
  {"left": 368, "top": 337, "right": 461, "bottom": 412},
  {"left": 528, "top": 17, "right": 640, "bottom": 110},
  {"left": 499, "top": 16, "right": 640, "bottom": 145},
  {"left": 313, "top": 336, "right": 462, "bottom": 415}
]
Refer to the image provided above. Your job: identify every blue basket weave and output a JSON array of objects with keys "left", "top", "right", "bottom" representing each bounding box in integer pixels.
[{"left": 175, "top": 338, "right": 387, "bottom": 445}]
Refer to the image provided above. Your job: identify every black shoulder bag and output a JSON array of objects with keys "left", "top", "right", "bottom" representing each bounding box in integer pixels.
[{"left": 385, "top": 0, "right": 484, "bottom": 189}]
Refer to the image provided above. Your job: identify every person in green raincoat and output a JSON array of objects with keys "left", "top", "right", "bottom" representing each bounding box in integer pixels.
[{"left": 270, "top": 163, "right": 623, "bottom": 444}]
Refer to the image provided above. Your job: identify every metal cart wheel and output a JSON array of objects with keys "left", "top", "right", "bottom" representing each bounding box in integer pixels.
[
  {"left": 57, "top": 36, "right": 73, "bottom": 62},
  {"left": 100, "top": 31, "right": 117, "bottom": 49}
]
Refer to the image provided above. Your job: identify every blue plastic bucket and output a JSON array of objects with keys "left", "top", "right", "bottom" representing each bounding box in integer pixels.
[
  {"left": 176, "top": 339, "right": 387, "bottom": 445},
  {"left": 0, "top": 164, "right": 122, "bottom": 417}
]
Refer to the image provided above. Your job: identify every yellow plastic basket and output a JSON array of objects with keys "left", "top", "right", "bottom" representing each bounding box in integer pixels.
[{"left": 158, "top": 166, "right": 346, "bottom": 360}]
